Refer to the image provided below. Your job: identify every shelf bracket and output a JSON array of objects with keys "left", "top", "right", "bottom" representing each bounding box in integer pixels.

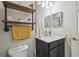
[
  {"left": 30, "top": 4, "right": 33, "bottom": 30},
  {"left": 4, "top": 5, "right": 9, "bottom": 32}
]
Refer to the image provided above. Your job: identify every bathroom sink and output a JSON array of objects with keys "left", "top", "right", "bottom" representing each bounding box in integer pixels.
[{"left": 36, "top": 35, "right": 65, "bottom": 43}]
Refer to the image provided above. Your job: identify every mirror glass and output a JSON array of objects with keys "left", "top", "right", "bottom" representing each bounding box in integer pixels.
[
  {"left": 44, "top": 12, "right": 63, "bottom": 28},
  {"left": 52, "top": 12, "right": 63, "bottom": 28},
  {"left": 44, "top": 15, "right": 51, "bottom": 28}
]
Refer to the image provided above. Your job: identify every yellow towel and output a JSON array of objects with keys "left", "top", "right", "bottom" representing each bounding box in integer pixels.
[{"left": 11, "top": 25, "right": 32, "bottom": 41}]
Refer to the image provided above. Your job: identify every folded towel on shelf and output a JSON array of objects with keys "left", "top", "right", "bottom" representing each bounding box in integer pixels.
[{"left": 11, "top": 25, "right": 32, "bottom": 41}]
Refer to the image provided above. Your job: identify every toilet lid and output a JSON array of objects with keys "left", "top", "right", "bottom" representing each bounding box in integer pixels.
[{"left": 8, "top": 45, "right": 28, "bottom": 56}]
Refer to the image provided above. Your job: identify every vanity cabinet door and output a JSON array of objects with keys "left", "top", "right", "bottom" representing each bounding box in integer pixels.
[
  {"left": 50, "top": 47, "right": 58, "bottom": 57},
  {"left": 50, "top": 44, "right": 64, "bottom": 57},
  {"left": 49, "top": 39, "right": 64, "bottom": 49},
  {"left": 49, "top": 39, "right": 64, "bottom": 57},
  {"left": 56, "top": 44, "right": 64, "bottom": 57},
  {"left": 36, "top": 39, "right": 49, "bottom": 57}
]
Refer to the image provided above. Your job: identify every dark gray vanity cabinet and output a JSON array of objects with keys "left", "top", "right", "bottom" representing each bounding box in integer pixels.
[{"left": 36, "top": 38, "right": 65, "bottom": 57}]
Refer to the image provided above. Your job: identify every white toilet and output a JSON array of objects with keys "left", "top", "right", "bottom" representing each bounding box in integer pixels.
[{"left": 8, "top": 45, "right": 28, "bottom": 57}]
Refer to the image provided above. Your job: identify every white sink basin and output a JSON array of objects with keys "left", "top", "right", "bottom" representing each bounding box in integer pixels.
[{"left": 36, "top": 35, "right": 65, "bottom": 43}]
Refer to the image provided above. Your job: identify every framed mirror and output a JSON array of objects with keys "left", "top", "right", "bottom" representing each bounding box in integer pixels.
[
  {"left": 44, "top": 15, "right": 51, "bottom": 28},
  {"left": 44, "top": 12, "right": 63, "bottom": 28},
  {"left": 52, "top": 12, "right": 63, "bottom": 28}
]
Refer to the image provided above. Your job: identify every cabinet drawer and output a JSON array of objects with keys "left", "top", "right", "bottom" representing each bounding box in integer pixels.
[{"left": 49, "top": 38, "right": 64, "bottom": 49}]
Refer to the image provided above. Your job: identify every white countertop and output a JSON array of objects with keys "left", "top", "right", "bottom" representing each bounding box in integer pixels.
[{"left": 36, "top": 35, "right": 65, "bottom": 43}]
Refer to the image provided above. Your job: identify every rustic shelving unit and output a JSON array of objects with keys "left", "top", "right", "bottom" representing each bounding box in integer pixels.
[
  {"left": 2, "top": 20, "right": 36, "bottom": 24},
  {"left": 2, "top": 1, "right": 36, "bottom": 32}
]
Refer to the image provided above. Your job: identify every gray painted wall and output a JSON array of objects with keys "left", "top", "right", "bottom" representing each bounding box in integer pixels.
[
  {"left": 36, "top": 1, "right": 77, "bottom": 57},
  {"left": 0, "top": 1, "right": 35, "bottom": 57}
]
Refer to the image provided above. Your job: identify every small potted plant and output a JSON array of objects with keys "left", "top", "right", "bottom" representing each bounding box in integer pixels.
[
  {"left": 27, "top": 18, "right": 31, "bottom": 21},
  {"left": 17, "top": 18, "right": 22, "bottom": 20}
]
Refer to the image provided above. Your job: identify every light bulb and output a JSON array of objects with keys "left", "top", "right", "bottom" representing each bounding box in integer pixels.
[
  {"left": 49, "top": 3, "right": 52, "bottom": 7},
  {"left": 42, "top": 2, "right": 45, "bottom": 7}
]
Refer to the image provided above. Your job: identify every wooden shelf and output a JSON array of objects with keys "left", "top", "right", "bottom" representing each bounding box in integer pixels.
[
  {"left": 2, "top": 1, "right": 36, "bottom": 32},
  {"left": 2, "top": 20, "right": 36, "bottom": 24},
  {"left": 2, "top": 1, "right": 36, "bottom": 14}
]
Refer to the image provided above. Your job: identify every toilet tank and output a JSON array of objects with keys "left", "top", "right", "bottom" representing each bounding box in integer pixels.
[{"left": 8, "top": 45, "right": 28, "bottom": 57}]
